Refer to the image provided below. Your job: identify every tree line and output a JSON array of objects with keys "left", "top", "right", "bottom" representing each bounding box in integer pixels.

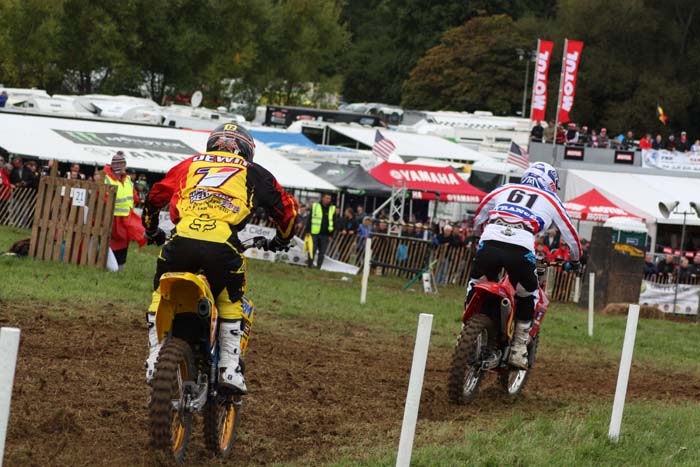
[{"left": 1, "top": 0, "right": 699, "bottom": 136}]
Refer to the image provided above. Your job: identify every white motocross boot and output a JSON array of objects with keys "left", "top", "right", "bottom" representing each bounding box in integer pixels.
[
  {"left": 145, "top": 312, "right": 161, "bottom": 383},
  {"left": 218, "top": 320, "right": 247, "bottom": 394},
  {"left": 508, "top": 320, "right": 532, "bottom": 370}
]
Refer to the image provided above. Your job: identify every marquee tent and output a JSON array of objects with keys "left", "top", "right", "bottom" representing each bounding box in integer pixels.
[
  {"left": 0, "top": 112, "right": 337, "bottom": 191},
  {"left": 311, "top": 162, "right": 391, "bottom": 195},
  {"left": 564, "top": 169, "right": 700, "bottom": 226},
  {"left": 564, "top": 189, "right": 642, "bottom": 222},
  {"left": 368, "top": 162, "right": 486, "bottom": 203},
  {"left": 322, "top": 124, "right": 490, "bottom": 163}
]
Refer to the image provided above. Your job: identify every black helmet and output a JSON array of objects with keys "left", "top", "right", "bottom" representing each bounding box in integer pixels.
[{"left": 206, "top": 123, "right": 256, "bottom": 161}]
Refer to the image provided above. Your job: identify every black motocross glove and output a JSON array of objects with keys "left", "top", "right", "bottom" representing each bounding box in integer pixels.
[
  {"left": 567, "top": 260, "right": 582, "bottom": 273},
  {"left": 264, "top": 235, "right": 290, "bottom": 252},
  {"left": 145, "top": 228, "right": 166, "bottom": 246}
]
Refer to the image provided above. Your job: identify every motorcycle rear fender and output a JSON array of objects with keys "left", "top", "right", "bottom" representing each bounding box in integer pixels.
[
  {"left": 155, "top": 272, "right": 218, "bottom": 347},
  {"left": 462, "top": 279, "right": 516, "bottom": 323},
  {"left": 239, "top": 296, "right": 255, "bottom": 356}
]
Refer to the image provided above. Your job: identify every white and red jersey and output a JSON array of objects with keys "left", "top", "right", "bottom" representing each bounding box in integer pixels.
[{"left": 473, "top": 183, "right": 581, "bottom": 261}]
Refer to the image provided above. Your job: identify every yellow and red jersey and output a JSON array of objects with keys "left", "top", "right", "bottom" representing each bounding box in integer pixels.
[{"left": 143, "top": 151, "right": 298, "bottom": 243}]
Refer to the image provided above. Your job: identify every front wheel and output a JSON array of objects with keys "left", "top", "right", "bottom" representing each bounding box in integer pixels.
[
  {"left": 149, "top": 338, "right": 196, "bottom": 465},
  {"left": 204, "top": 394, "right": 242, "bottom": 457},
  {"left": 499, "top": 333, "right": 539, "bottom": 396},
  {"left": 447, "top": 314, "right": 495, "bottom": 405}
]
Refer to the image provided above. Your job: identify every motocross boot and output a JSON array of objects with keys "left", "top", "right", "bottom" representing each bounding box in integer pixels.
[
  {"left": 508, "top": 320, "right": 532, "bottom": 370},
  {"left": 218, "top": 320, "right": 247, "bottom": 394},
  {"left": 145, "top": 312, "right": 162, "bottom": 383}
]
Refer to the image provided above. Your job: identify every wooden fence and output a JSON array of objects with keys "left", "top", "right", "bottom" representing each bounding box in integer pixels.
[
  {"left": 0, "top": 186, "right": 39, "bottom": 229},
  {"left": 29, "top": 177, "right": 116, "bottom": 268}
]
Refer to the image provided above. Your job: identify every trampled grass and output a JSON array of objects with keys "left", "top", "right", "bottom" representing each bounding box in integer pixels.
[
  {"left": 2, "top": 225, "right": 700, "bottom": 466},
  {"left": 326, "top": 402, "right": 700, "bottom": 466},
  {"left": 1, "top": 225, "right": 699, "bottom": 372}
]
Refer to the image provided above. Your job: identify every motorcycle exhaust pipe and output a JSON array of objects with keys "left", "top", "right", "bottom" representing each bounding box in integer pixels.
[
  {"left": 197, "top": 298, "right": 211, "bottom": 319},
  {"left": 500, "top": 298, "right": 511, "bottom": 313}
]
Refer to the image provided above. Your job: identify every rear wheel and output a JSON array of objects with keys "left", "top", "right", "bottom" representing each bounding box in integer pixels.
[
  {"left": 149, "top": 338, "right": 195, "bottom": 465},
  {"left": 204, "top": 394, "right": 242, "bottom": 457},
  {"left": 447, "top": 314, "right": 495, "bottom": 404},
  {"left": 499, "top": 333, "right": 539, "bottom": 396}
]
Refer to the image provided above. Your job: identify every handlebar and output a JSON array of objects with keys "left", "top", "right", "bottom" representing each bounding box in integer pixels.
[{"left": 240, "top": 236, "right": 270, "bottom": 251}]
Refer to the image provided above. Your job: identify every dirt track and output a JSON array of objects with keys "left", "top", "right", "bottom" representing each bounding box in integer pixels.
[{"left": 4, "top": 301, "right": 700, "bottom": 467}]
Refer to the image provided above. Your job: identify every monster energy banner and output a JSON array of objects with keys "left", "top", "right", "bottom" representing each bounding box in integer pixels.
[
  {"left": 639, "top": 280, "right": 700, "bottom": 315},
  {"left": 53, "top": 130, "right": 197, "bottom": 154},
  {"left": 642, "top": 149, "right": 700, "bottom": 173}
]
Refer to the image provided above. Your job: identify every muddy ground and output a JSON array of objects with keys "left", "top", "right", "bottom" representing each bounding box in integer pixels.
[{"left": 3, "top": 301, "right": 700, "bottom": 467}]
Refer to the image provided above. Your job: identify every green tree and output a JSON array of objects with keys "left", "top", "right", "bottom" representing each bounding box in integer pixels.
[
  {"left": 402, "top": 14, "right": 528, "bottom": 113},
  {"left": 256, "top": 0, "right": 350, "bottom": 105},
  {"left": 0, "top": 0, "right": 63, "bottom": 91}
]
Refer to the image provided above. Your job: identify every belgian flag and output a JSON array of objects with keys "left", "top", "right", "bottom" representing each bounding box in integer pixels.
[{"left": 656, "top": 103, "right": 668, "bottom": 125}]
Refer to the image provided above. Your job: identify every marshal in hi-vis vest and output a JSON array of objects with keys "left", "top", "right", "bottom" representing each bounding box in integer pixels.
[
  {"left": 310, "top": 202, "right": 335, "bottom": 235},
  {"left": 106, "top": 175, "right": 134, "bottom": 217}
]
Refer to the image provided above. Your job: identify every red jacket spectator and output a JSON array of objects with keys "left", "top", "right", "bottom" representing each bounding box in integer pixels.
[
  {"left": 638, "top": 134, "right": 652, "bottom": 149},
  {"left": 0, "top": 168, "right": 10, "bottom": 201},
  {"left": 550, "top": 242, "right": 571, "bottom": 263}
]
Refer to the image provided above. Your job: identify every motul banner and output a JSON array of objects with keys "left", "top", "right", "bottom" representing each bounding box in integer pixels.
[
  {"left": 530, "top": 39, "right": 554, "bottom": 121},
  {"left": 557, "top": 39, "right": 584, "bottom": 123}
]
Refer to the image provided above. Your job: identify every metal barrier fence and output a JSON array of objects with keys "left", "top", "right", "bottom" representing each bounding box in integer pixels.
[
  {"left": 0, "top": 186, "right": 39, "bottom": 229},
  {"left": 643, "top": 273, "right": 700, "bottom": 286}
]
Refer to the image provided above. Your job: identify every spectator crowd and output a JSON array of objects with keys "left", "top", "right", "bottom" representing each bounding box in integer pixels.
[
  {"left": 643, "top": 253, "right": 700, "bottom": 284},
  {"left": 530, "top": 121, "right": 700, "bottom": 152}
]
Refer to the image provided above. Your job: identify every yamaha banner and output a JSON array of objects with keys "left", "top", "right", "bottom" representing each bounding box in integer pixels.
[
  {"left": 530, "top": 39, "right": 554, "bottom": 121},
  {"left": 557, "top": 39, "right": 584, "bottom": 123}
]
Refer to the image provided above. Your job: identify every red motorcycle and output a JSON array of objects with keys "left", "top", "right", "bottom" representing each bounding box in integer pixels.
[{"left": 448, "top": 260, "right": 550, "bottom": 404}]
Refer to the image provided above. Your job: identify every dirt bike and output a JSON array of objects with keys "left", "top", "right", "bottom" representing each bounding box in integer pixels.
[
  {"left": 447, "top": 259, "right": 550, "bottom": 404},
  {"left": 148, "top": 236, "right": 270, "bottom": 464}
]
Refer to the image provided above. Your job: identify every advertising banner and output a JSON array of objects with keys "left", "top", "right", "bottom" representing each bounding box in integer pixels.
[
  {"left": 530, "top": 39, "right": 555, "bottom": 122},
  {"left": 639, "top": 280, "right": 700, "bottom": 315},
  {"left": 557, "top": 39, "right": 584, "bottom": 124},
  {"left": 641, "top": 149, "right": 700, "bottom": 172}
]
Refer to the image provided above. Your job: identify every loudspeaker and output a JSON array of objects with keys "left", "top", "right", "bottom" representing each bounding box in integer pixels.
[
  {"left": 691, "top": 201, "right": 700, "bottom": 218},
  {"left": 658, "top": 201, "right": 679, "bottom": 219}
]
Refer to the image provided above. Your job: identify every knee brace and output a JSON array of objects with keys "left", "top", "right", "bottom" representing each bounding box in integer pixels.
[{"left": 515, "top": 284, "right": 539, "bottom": 321}]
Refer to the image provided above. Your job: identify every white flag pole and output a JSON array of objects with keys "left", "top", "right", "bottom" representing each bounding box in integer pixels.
[
  {"left": 608, "top": 304, "right": 640, "bottom": 442},
  {"left": 396, "top": 313, "right": 433, "bottom": 467},
  {"left": 0, "top": 327, "right": 21, "bottom": 466}
]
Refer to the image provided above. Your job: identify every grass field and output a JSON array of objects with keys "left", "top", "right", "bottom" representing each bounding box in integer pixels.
[{"left": 2, "top": 225, "right": 700, "bottom": 466}]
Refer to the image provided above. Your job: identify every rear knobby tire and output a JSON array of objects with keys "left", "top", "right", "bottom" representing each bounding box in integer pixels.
[
  {"left": 149, "top": 338, "right": 195, "bottom": 465},
  {"left": 204, "top": 394, "right": 242, "bottom": 457},
  {"left": 447, "top": 314, "right": 494, "bottom": 405},
  {"left": 499, "top": 333, "right": 539, "bottom": 396}
]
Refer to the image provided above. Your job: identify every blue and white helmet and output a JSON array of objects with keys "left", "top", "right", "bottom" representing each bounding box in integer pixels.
[{"left": 520, "top": 162, "right": 560, "bottom": 193}]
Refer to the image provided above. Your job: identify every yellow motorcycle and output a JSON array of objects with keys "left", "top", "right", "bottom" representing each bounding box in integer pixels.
[{"left": 148, "top": 236, "right": 266, "bottom": 464}]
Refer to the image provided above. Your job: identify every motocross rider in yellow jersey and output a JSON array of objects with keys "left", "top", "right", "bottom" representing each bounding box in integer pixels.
[{"left": 141, "top": 123, "right": 298, "bottom": 394}]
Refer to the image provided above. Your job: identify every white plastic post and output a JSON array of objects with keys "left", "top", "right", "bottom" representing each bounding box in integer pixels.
[
  {"left": 574, "top": 276, "right": 581, "bottom": 303},
  {"left": 360, "top": 237, "right": 372, "bottom": 305},
  {"left": 396, "top": 313, "right": 433, "bottom": 467},
  {"left": 0, "top": 327, "right": 21, "bottom": 466},
  {"left": 588, "top": 272, "right": 595, "bottom": 337},
  {"left": 608, "top": 304, "right": 640, "bottom": 442}
]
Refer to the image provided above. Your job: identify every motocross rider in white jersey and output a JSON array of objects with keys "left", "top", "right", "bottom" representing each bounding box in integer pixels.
[{"left": 468, "top": 162, "right": 581, "bottom": 369}]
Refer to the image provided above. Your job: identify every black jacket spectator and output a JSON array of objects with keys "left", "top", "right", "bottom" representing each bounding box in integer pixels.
[
  {"left": 531, "top": 122, "right": 544, "bottom": 142},
  {"left": 665, "top": 135, "right": 677, "bottom": 151},
  {"left": 656, "top": 255, "right": 676, "bottom": 277},
  {"left": 652, "top": 135, "right": 664, "bottom": 150},
  {"left": 9, "top": 159, "right": 35, "bottom": 187}
]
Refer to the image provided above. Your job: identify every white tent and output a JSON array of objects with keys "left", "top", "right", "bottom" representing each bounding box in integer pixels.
[
  {"left": 0, "top": 112, "right": 337, "bottom": 191},
  {"left": 325, "top": 124, "right": 490, "bottom": 163},
  {"left": 564, "top": 169, "right": 700, "bottom": 227}
]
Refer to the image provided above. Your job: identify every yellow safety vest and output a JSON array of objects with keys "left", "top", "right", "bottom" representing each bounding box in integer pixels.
[
  {"left": 106, "top": 175, "right": 134, "bottom": 217},
  {"left": 310, "top": 202, "right": 335, "bottom": 235}
]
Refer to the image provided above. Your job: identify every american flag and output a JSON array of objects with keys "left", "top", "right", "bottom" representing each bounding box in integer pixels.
[
  {"left": 372, "top": 130, "right": 396, "bottom": 160},
  {"left": 506, "top": 141, "right": 530, "bottom": 169}
]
